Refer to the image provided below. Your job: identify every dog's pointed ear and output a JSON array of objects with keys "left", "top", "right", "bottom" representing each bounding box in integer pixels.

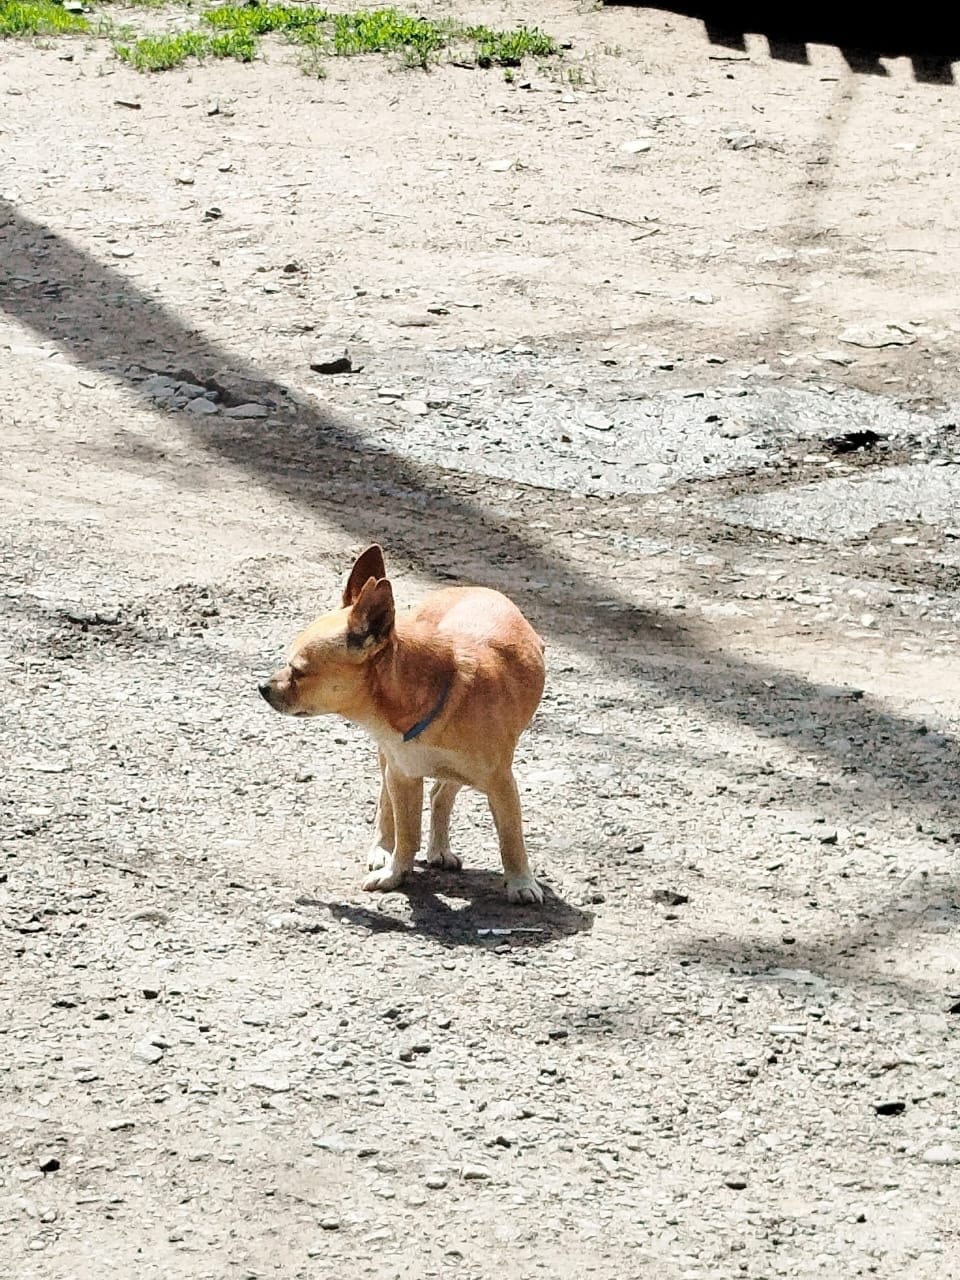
[
  {"left": 347, "top": 577, "right": 395, "bottom": 649},
  {"left": 343, "top": 545, "right": 387, "bottom": 607}
]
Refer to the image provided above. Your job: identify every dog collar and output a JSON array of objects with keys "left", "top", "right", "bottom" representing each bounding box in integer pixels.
[{"left": 402, "top": 681, "right": 451, "bottom": 743}]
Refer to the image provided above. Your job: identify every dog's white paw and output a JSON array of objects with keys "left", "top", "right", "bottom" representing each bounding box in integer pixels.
[
  {"left": 363, "top": 864, "right": 406, "bottom": 893},
  {"left": 425, "top": 845, "right": 462, "bottom": 870},
  {"left": 506, "top": 874, "right": 544, "bottom": 905},
  {"left": 367, "top": 844, "right": 390, "bottom": 871}
]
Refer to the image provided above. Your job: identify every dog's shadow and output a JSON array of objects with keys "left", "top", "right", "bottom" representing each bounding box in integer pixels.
[{"left": 313, "top": 866, "right": 593, "bottom": 949}]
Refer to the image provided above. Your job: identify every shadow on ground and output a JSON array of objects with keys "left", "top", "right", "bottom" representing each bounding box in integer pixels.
[
  {"left": 3, "top": 199, "right": 960, "bottom": 848},
  {"left": 672, "top": 874, "right": 960, "bottom": 1006},
  {"left": 608, "top": 2, "right": 960, "bottom": 83},
  {"left": 315, "top": 869, "right": 593, "bottom": 947}
]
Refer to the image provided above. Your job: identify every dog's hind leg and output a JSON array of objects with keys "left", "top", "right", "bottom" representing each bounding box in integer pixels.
[{"left": 426, "top": 781, "right": 462, "bottom": 870}]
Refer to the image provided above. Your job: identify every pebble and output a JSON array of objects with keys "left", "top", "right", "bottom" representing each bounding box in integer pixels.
[
  {"left": 583, "top": 413, "right": 613, "bottom": 431},
  {"left": 400, "top": 399, "right": 429, "bottom": 416},
  {"left": 921, "top": 1144, "right": 960, "bottom": 1165},
  {"left": 245, "top": 1072, "right": 291, "bottom": 1093},
  {"left": 186, "top": 397, "right": 218, "bottom": 415},
  {"left": 620, "top": 139, "right": 652, "bottom": 154},
  {"left": 133, "top": 1039, "right": 163, "bottom": 1065},
  {"left": 461, "top": 1165, "right": 491, "bottom": 1181},
  {"left": 224, "top": 403, "right": 269, "bottom": 419},
  {"left": 310, "top": 354, "right": 353, "bottom": 375},
  {"left": 424, "top": 1173, "right": 448, "bottom": 1190},
  {"left": 874, "top": 1100, "right": 907, "bottom": 1116},
  {"left": 724, "top": 1175, "right": 748, "bottom": 1190}
]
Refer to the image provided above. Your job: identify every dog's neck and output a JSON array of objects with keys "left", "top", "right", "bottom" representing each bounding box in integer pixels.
[{"left": 360, "top": 624, "right": 457, "bottom": 739}]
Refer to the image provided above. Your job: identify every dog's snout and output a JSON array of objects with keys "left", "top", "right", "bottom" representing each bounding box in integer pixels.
[{"left": 258, "top": 681, "right": 274, "bottom": 705}]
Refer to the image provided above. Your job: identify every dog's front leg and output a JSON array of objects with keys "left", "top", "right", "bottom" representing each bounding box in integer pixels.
[
  {"left": 486, "top": 770, "right": 543, "bottom": 905},
  {"left": 363, "top": 765, "right": 422, "bottom": 892},
  {"left": 367, "top": 750, "right": 395, "bottom": 872}
]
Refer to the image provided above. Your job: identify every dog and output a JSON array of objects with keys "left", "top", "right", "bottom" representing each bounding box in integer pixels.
[{"left": 259, "top": 545, "right": 545, "bottom": 904}]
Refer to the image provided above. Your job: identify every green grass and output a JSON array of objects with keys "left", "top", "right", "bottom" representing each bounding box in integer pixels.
[
  {"left": 330, "top": 9, "right": 449, "bottom": 63},
  {"left": 115, "top": 27, "right": 254, "bottom": 69},
  {"left": 1, "top": 0, "right": 561, "bottom": 74},
  {"left": 0, "top": 0, "right": 89, "bottom": 35},
  {"left": 203, "top": 2, "right": 328, "bottom": 36},
  {"left": 465, "top": 23, "right": 558, "bottom": 67}
]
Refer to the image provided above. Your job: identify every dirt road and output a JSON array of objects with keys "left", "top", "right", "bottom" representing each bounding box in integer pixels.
[{"left": 3, "top": 5, "right": 960, "bottom": 1277}]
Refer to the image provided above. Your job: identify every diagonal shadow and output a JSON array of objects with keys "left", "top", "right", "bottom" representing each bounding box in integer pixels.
[{"left": 3, "top": 198, "right": 960, "bottom": 825}]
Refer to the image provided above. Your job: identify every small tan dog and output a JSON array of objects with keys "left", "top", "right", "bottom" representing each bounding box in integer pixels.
[{"left": 259, "top": 545, "right": 545, "bottom": 904}]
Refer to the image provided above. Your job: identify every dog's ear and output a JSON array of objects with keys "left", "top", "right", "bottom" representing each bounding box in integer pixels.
[
  {"left": 347, "top": 576, "right": 395, "bottom": 649},
  {"left": 343, "top": 545, "right": 387, "bottom": 607}
]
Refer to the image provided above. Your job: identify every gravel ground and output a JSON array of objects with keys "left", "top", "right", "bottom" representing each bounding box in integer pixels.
[{"left": 3, "top": 4, "right": 960, "bottom": 1278}]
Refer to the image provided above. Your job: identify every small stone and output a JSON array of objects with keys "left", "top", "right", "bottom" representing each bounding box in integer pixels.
[
  {"left": 921, "top": 1144, "right": 960, "bottom": 1165},
  {"left": 399, "top": 399, "right": 429, "bottom": 416},
  {"left": 310, "top": 354, "right": 353, "bottom": 375},
  {"left": 175, "top": 170, "right": 195, "bottom": 185},
  {"left": 724, "top": 1175, "right": 748, "bottom": 1190},
  {"left": 621, "top": 139, "right": 652, "bottom": 153},
  {"left": 839, "top": 324, "right": 916, "bottom": 349},
  {"left": 186, "top": 397, "right": 218, "bottom": 415},
  {"left": 319, "top": 1217, "right": 341, "bottom": 1230},
  {"left": 651, "top": 889, "right": 689, "bottom": 907},
  {"left": 424, "top": 1173, "right": 448, "bottom": 1190},
  {"left": 461, "top": 1165, "right": 491, "bottom": 1181},
  {"left": 718, "top": 418, "right": 754, "bottom": 438},
  {"left": 223, "top": 403, "right": 269, "bottom": 419},
  {"left": 39, "top": 1158, "right": 61, "bottom": 1174},
  {"left": 111, "top": 247, "right": 135, "bottom": 259},
  {"left": 133, "top": 1039, "right": 163, "bottom": 1065},
  {"left": 246, "top": 1072, "right": 291, "bottom": 1093},
  {"left": 583, "top": 413, "right": 613, "bottom": 431},
  {"left": 874, "top": 1100, "right": 907, "bottom": 1116},
  {"left": 487, "top": 158, "right": 515, "bottom": 171}
]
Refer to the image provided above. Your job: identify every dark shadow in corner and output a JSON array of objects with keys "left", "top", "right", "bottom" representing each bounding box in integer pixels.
[
  {"left": 605, "top": 2, "right": 960, "bottom": 83},
  {"left": 313, "top": 868, "right": 593, "bottom": 949}
]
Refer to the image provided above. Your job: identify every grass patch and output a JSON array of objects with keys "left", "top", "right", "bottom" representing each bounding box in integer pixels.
[
  {"left": 204, "top": 4, "right": 558, "bottom": 72},
  {"left": 0, "top": 0, "right": 89, "bottom": 36},
  {"left": 2, "top": 0, "right": 561, "bottom": 74},
  {"left": 203, "top": 2, "right": 328, "bottom": 36},
  {"left": 465, "top": 23, "right": 558, "bottom": 67},
  {"left": 115, "top": 27, "right": 254, "bottom": 69},
  {"left": 330, "top": 9, "right": 450, "bottom": 63}
]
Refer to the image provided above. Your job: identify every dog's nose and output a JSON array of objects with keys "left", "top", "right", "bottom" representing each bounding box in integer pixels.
[{"left": 258, "top": 682, "right": 273, "bottom": 704}]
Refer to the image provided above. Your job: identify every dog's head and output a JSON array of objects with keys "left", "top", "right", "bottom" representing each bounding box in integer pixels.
[{"left": 259, "top": 544, "right": 395, "bottom": 718}]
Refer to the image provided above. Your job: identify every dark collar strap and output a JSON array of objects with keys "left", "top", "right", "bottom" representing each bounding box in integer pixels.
[{"left": 402, "top": 681, "right": 451, "bottom": 743}]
